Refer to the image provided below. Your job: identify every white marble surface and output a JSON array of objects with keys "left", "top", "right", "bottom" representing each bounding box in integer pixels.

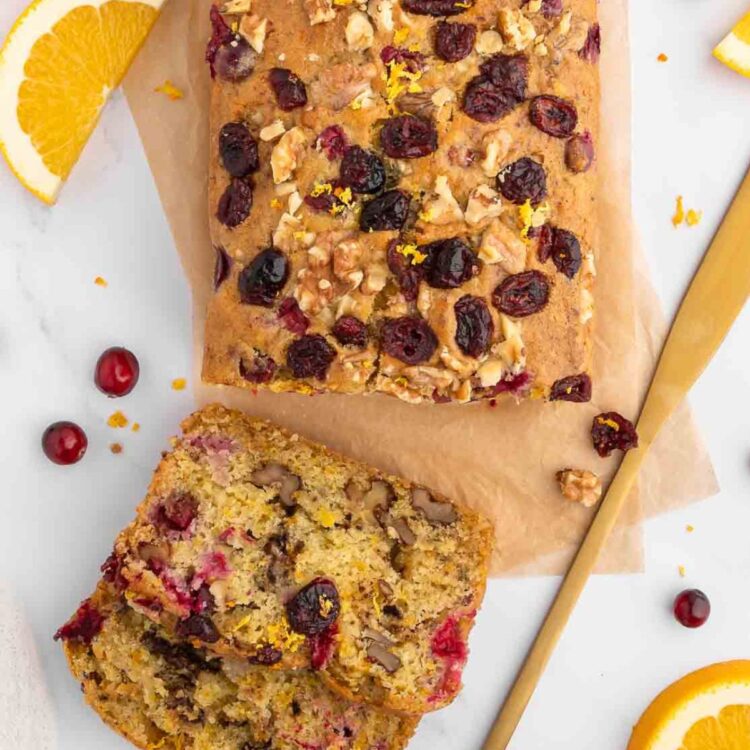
[{"left": 1, "top": 1, "right": 749, "bottom": 748}]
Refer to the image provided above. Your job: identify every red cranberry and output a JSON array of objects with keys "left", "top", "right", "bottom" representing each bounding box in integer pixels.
[
  {"left": 286, "top": 578, "right": 340, "bottom": 636},
  {"left": 286, "top": 335, "right": 336, "bottom": 380},
  {"left": 536, "top": 224, "right": 554, "bottom": 262},
  {"left": 380, "top": 115, "right": 438, "bottom": 159},
  {"left": 219, "top": 122, "right": 259, "bottom": 178},
  {"left": 206, "top": 7, "right": 256, "bottom": 81},
  {"left": 217, "top": 178, "right": 254, "bottom": 228},
  {"left": 174, "top": 614, "right": 220, "bottom": 643},
  {"left": 421, "top": 237, "right": 480, "bottom": 289},
  {"left": 380, "top": 45, "right": 425, "bottom": 73},
  {"left": 316, "top": 125, "right": 348, "bottom": 160},
  {"left": 492, "top": 271, "right": 550, "bottom": 317},
  {"left": 278, "top": 297, "right": 310, "bottom": 334},
  {"left": 381, "top": 316, "right": 438, "bottom": 365},
  {"left": 249, "top": 644, "right": 284, "bottom": 665},
  {"left": 591, "top": 412, "right": 639, "bottom": 457},
  {"left": 565, "top": 132, "right": 595, "bottom": 173},
  {"left": 579, "top": 23, "right": 601, "bottom": 64},
  {"left": 359, "top": 190, "right": 410, "bottom": 232},
  {"left": 387, "top": 239, "right": 422, "bottom": 301},
  {"left": 42, "top": 421, "right": 88, "bottom": 465},
  {"left": 529, "top": 95, "right": 579, "bottom": 138},
  {"left": 332, "top": 316, "right": 368, "bottom": 348},
  {"left": 548, "top": 228, "right": 582, "bottom": 279},
  {"left": 484, "top": 370, "right": 533, "bottom": 398},
  {"left": 101, "top": 551, "right": 127, "bottom": 591},
  {"left": 304, "top": 187, "right": 346, "bottom": 214},
  {"left": 454, "top": 296, "right": 493, "bottom": 358},
  {"left": 240, "top": 352, "right": 277, "bottom": 384},
  {"left": 674, "top": 589, "right": 710, "bottom": 628},
  {"left": 340, "top": 146, "right": 386, "bottom": 194},
  {"left": 268, "top": 68, "right": 308, "bottom": 111},
  {"left": 549, "top": 373, "right": 592, "bottom": 403},
  {"left": 238, "top": 248, "right": 289, "bottom": 307},
  {"left": 54, "top": 599, "right": 105, "bottom": 644},
  {"left": 434, "top": 21, "right": 476, "bottom": 62},
  {"left": 497, "top": 157, "right": 548, "bottom": 205},
  {"left": 479, "top": 54, "right": 529, "bottom": 100},
  {"left": 462, "top": 76, "right": 519, "bottom": 123},
  {"left": 152, "top": 492, "right": 199, "bottom": 534},
  {"left": 94, "top": 347, "right": 140, "bottom": 397},
  {"left": 401, "top": 0, "right": 474, "bottom": 15},
  {"left": 310, "top": 622, "right": 339, "bottom": 670},
  {"left": 214, "top": 246, "right": 231, "bottom": 290}
]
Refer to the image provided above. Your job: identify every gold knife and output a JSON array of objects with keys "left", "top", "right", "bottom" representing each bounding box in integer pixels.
[{"left": 482, "top": 165, "right": 750, "bottom": 750}]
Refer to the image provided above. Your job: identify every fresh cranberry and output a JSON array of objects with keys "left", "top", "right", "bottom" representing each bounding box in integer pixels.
[
  {"left": 240, "top": 352, "right": 277, "bottom": 384},
  {"left": 591, "top": 412, "right": 639, "bottom": 457},
  {"left": 268, "top": 68, "right": 308, "bottom": 111},
  {"left": 101, "top": 551, "right": 127, "bottom": 591},
  {"left": 380, "top": 115, "right": 438, "bottom": 159},
  {"left": 278, "top": 297, "right": 310, "bottom": 334},
  {"left": 340, "top": 146, "right": 386, "bottom": 194},
  {"left": 217, "top": 178, "right": 253, "bottom": 228},
  {"left": 332, "top": 316, "right": 368, "bottom": 348},
  {"left": 497, "top": 157, "right": 548, "bottom": 205},
  {"left": 431, "top": 615, "right": 468, "bottom": 662},
  {"left": 214, "top": 246, "right": 231, "bottom": 290},
  {"left": 42, "top": 421, "right": 87, "bottom": 465},
  {"left": 674, "top": 589, "right": 710, "bottom": 628},
  {"left": 480, "top": 54, "right": 529, "bottom": 100},
  {"left": 94, "top": 347, "right": 140, "bottom": 397},
  {"left": 238, "top": 248, "right": 289, "bottom": 306},
  {"left": 579, "top": 23, "right": 601, "bottom": 64},
  {"left": 421, "top": 238, "right": 480, "bottom": 289},
  {"left": 174, "top": 614, "right": 220, "bottom": 643},
  {"left": 286, "top": 578, "right": 341, "bottom": 636},
  {"left": 401, "top": 0, "right": 474, "bottom": 15},
  {"left": 462, "top": 76, "right": 519, "bottom": 123},
  {"left": 381, "top": 316, "right": 438, "bottom": 365},
  {"left": 565, "top": 132, "right": 595, "bottom": 173},
  {"left": 492, "top": 271, "right": 550, "bottom": 317},
  {"left": 219, "top": 122, "right": 259, "bottom": 178},
  {"left": 310, "top": 622, "right": 339, "bottom": 670},
  {"left": 54, "top": 599, "right": 104, "bottom": 644},
  {"left": 152, "top": 492, "right": 199, "bottom": 534},
  {"left": 359, "top": 190, "right": 410, "bottom": 232},
  {"left": 434, "top": 21, "right": 476, "bottom": 62},
  {"left": 316, "top": 125, "right": 348, "bottom": 160},
  {"left": 454, "top": 296, "right": 493, "bottom": 358},
  {"left": 286, "top": 335, "right": 336, "bottom": 380},
  {"left": 548, "top": 228, "right": 582, "bottom": 279},
  {"left": 206, "top": 7, "right": 256, "bottom": 81},
  {"left": 380, "top": 45, "right": 425, "bottom": 73},
  {"left": 549, "top": 373, "right": 592, "bottom": 403},
  {"left": 529, "top": 95, "right": 579, "bottom": 138}
]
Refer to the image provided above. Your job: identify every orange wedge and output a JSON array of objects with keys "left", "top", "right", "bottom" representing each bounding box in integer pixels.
[
  {"left": 714, "top": 11, "right": 750, "bottom": 78},
  {"left": 0, "top": 0, "right": 164, "bottom": 204},
  {"left": 628, "top": 661, "right": 750, "bottom": 750}
]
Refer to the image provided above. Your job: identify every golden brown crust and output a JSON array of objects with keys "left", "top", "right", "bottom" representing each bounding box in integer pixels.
[{"left": 203, "top": 0, "right": 599, "bottom": 404}]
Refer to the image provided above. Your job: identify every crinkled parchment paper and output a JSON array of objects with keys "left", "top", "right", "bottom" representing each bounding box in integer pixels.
[{"left": 123, "top": 0, "right": 717, "bottom": 576}]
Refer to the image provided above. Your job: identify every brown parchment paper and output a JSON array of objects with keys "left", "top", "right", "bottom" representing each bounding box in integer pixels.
[{"left": 123, "top": 0, "right": 718, "bottom": 577}]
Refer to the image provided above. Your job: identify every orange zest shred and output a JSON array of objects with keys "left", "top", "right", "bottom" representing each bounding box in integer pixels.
[
  {"left": 110, "top": 442, "right": 123, "bottom": 454},
  {"left": 597, "top": 416, "right": 621, "bottom": 431},
  {"left": 94, "top": 276, "right": 108, "bottom": 287},
  {"left": 657, "top": 53, "right": 668, "bottom": 62},
  {"left": 686, "top": 524, "right": 695, "bottom": 533},
  {"left": 107, "top": 411, "right": 129, "bottom": 428},
  {"left": 395, "top": 243, "right": 427, "bottom": 265},
  {"left": 132, "top": 422, "right": 141, "bottom": 433},
  {"left": 672, "top": 196, "right": 685, "bottom": 226},
  {"left": 686, "top": 209, "right": 702, "bottom": 226},
  {"left": 154, "top": 80, "right": 184, "bottom": 100},
  {"left": 678, "top": 565, "right": 686, "bottom": 577},
  {"left": 172, "top": 378, "right": 187, "bottom": 391}
]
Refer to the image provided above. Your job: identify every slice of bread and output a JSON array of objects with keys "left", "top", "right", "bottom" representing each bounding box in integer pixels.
[{"left": 108, "top": 404, "right": 493, "bottom": 713}]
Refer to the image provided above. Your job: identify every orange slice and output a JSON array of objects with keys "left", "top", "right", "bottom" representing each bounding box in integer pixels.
[
  {"left": 714, "top": 11, "right": 750, "bottom": 78},
  {"left": 628, "top": 661, "right": 750, "bottom": 750},
  {"left": 0, "top": 0, "right": 164, "bottom": 204}
]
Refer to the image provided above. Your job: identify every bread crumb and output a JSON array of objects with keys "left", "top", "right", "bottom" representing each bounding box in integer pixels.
[
  {"left": 686, "top": 524, "right": 694, "bottom": 533},
  {"left": 154, "top": 80, "right": 184, "bottom": 100},
  {"left": 94, "top": 276, "right": 108, "bottom": 287},
  {"left": 110, "top": 443, "right": 123, "bottom": 455},
  {"left": 657, "top": 53, "right": 668, "bottom": 62},
  {"left": 132, "top": 422, "right": 141, "bottom": 433},
  {"left": 107, "top": 411, "right": 129, "bottom": 428},
  {"left": 678, "top": 565, "right": 686, "bottom": 577},
  {"left": 172, "top": 378, "right": 187, "bottom": 391}
]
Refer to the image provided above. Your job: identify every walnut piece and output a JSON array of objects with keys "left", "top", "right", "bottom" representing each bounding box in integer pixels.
[
  {"left": 465, "top": 185, "right": 503, "bottom": 226},
  {"left": 310, "top": 63, "right": 376, "bottom": 110},
  {"left": 479, "top": 218, "right": 527, "bottom": 273},
  {"left": 421, "top": 175, "right": 464, "bottom": 225},
  {"left": 271, "top": 127, "right": 308, "bottom": 184},
  {"left": 475, "top": 29, "right": 504, "bottom": 55},
  {"left": 556, "top": 469, "right": 602, "bottom": 508},
  {"left": 481, "top": 129, "right": 513, "bottom": 177},
  {"left": 346, "top": 11, "right": 375, "bottom": 51},
  {"left": 498, "top": 8, "right": 537, "bottom": 51},
  {"left": 240, "top": 15, "right": 268, "bottom": 53},
  {"left": 304, "top": 0, "right": 336, "bottom": 25},
  {"left": 367, "top": 0, "right": 394, "bottom": 32},
  {"left": 260, "top": 119, "right": 286, "bottom": 142}
]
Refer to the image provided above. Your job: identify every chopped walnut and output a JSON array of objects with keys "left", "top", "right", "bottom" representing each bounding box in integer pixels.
[
  {"left": 311, "top": 63, "right": 376, "bottom": 111},
  {"left": 465, "top": 185, "right": 503, "bottom": 226},
  {"left": 361, "top": 263, "right": 388, "bottom": 295},
  {"left": 479, "top": 218, "right": 527, "bottom": 273},
  {"left": 332, "top": 238, "right": 363, "bottom": 281},
  {"left": 295, "top": 266, "right": 335, "bottom": 314},
  {"left": 431, "top": 87, "right": 456, "bottom": 108},
  {"left": 580, "top": 252, "right": 596, "bottom": 324},
  {"left": 492, "top": 314, "right": 525, "bottom": 373},
  {"left": 304, "top": 0, "right": 336, "bottom": 25},
  {"left": 271, "top": 127, "right": 309, "bottom": 184},
  {"left": 260, "top": 119, "right": 286, "bottom": 142},
  {"left": 273, "top": 213, "right": 314, "bottom": 252},
  {"left": 421, "top": 176, "right": 464, "bottom": 225},
  {"left": 556, "top": 469, "right": 602, "bottom": 508},
  {"left": 475, "top": 29, "right": 504, "bottom": 55},
  {"left": 240, "top": 15, "right": 268, "bottom": 53},
  {"left": 398, "top": 90, "right": 436, "bottom": 118},
  {"left": 367, "top": 0, "right": 394, "bottom": 32},
  {"left": 476, "top": 359, "right": 506, "bottom": 388},
  {"left": 222, "top": 0, "right": 251, "bottom": 13},
  {"left": 498, "top": 8, "right": 537, "bottom": 51},
  {"left": 480, "top": 129, "right": 513, "bottom": 177},
  {"left": 346, "top": 11, "right": 375, "bottom": 51}
]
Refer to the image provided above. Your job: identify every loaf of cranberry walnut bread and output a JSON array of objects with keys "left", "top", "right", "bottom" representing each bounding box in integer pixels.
[
  {"left": 202, "top": 0, "right": 599, "bottom": 405},
  {"left": 106, "top": 405, "right": 493, "bottom": 713},
  {"left": 57, "top": 583, "right": 418, "bottom": 750}
]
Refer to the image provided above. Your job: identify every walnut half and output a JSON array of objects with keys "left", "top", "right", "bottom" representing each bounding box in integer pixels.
[{"left": 556, "top": 469, "right": 602, "bottom": 508}]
